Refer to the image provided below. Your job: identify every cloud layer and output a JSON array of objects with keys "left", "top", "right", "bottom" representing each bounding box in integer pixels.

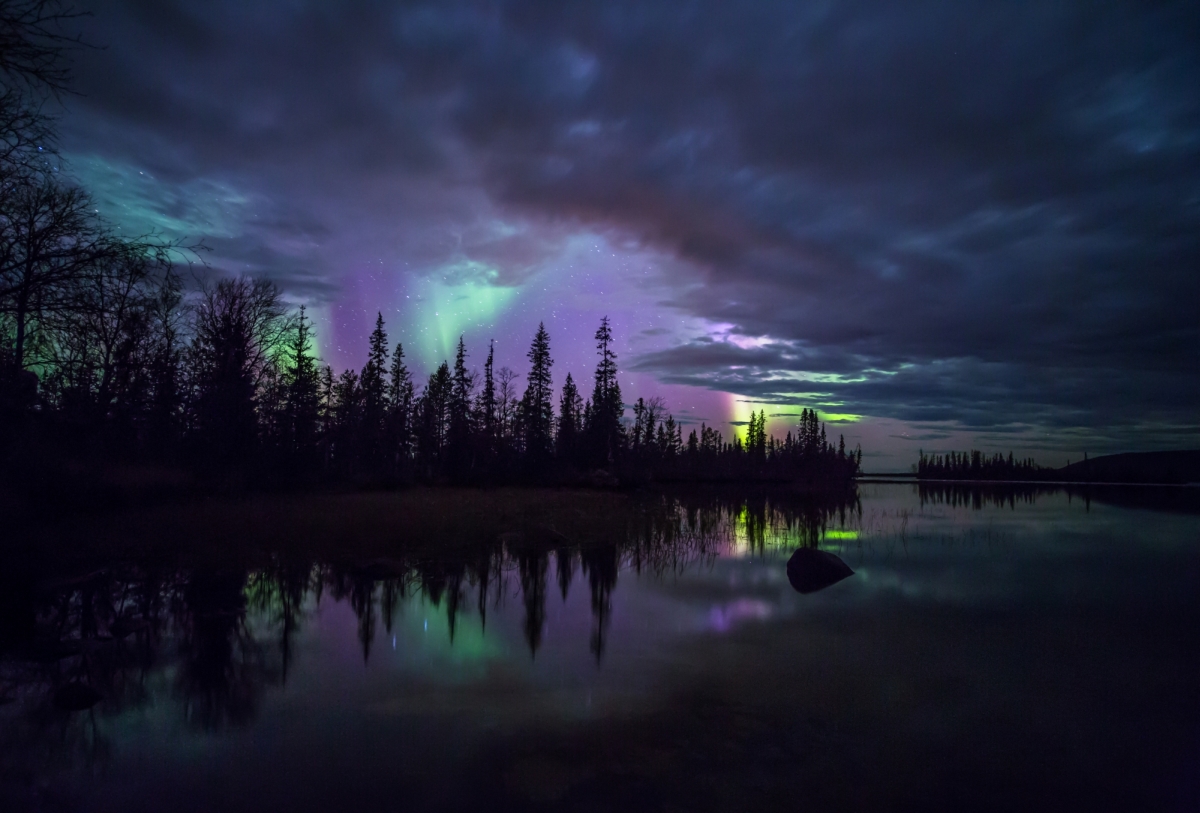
[{"left": 58, "top": 0, "right": 1200, "bottom": 457}]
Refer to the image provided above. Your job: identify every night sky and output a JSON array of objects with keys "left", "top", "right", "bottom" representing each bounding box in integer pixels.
[{"left": 56, "top": 1, "right": 1199, "bottom": 467}]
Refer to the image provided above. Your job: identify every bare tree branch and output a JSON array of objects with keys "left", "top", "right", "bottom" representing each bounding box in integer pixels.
[{"left": 0, "top": 0, "right": 89, "bottom": 99}]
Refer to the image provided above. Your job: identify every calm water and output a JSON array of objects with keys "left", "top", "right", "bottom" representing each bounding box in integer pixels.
[{"left": 2, "top": 484, "right": 1199, "bottom": 811}]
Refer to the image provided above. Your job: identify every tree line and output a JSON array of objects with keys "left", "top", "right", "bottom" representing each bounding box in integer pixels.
[
  {"left": 916, "top": 450, "right": 1056, "bottom": 482},
  {"left": 0, "top": 0, "right": 191, "bottom": 481},
  {"left": 2, "top": 264, "right": 860, "bottom": 489}
]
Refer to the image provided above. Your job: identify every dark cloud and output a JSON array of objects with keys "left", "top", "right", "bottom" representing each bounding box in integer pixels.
[
  {"left": 891, "top": 433, "right": 954, "bottom": 442},
  {"left": 57, "top": 0, "right": 1200, "bottom": 452}
]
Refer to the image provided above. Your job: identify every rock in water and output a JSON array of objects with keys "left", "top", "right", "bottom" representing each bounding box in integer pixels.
[
  {"left": 786, "top": 548, "right": 854, "bottom": 594},
  {"left": 54, "top": 682, "right": 102, "bottom": 712}
]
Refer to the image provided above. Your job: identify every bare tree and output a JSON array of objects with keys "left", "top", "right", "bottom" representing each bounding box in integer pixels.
[
  {"left": 643, "top": 396, "right": 665, "bottom": 439},
  {"left": 496, "top": 366, "right": 520, "bottom": 442},
  {"left": 187, "top": 276, "right": 291, "bottom": 462},
  {"left": 0, "top": 176, "right": 107, "bottom": 370},
  {"left": 0, "top": 1, "right": 88, "bottom": 177},
  {"left": 41, "top": 236, "right": 175, "bottom": 421},
  {"left": 0, "top": 0, "right": 85, "bottom": 95},
  {"left": 0, "top": 90, "right": 54, "bottom": 173}
]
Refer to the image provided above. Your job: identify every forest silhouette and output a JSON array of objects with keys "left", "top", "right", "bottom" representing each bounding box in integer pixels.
[
  {"left": 916, "top": 450, "right": 1056, "bottom": 482},
  {"left": 1, "top": 279, "right": 861, "bottom": 498},
  {"left": 915, "top": 449, "right": 1199, "bottom": 485}
]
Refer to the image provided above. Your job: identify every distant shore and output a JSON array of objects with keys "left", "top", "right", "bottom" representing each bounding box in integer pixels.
[{"left": 858, "top": 477, "right": 1199, "bottom": 487}]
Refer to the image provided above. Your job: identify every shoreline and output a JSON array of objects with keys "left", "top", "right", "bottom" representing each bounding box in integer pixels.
[{"left": 857, "top": 477, "right": 1200, "bottom": 488}]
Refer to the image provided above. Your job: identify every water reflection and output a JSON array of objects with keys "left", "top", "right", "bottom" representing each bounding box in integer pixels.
[
  {"left": 918, "top": 481, "right": 1058, "bottom": 510},
  {"left": 918, "top": 480, "right": 1200, "bottom": 515},
  {"left": 177, "top": 570, "right": 272, "bottom": 729},
  {"left": 10, "top": 481, "right": 1196, "bottom": 742},
  {"left": 0, "top": 490, "right": 856, "bottom": 747},
  {"left": 5, "top": 484, "right": 1197, "bottom": 810}
]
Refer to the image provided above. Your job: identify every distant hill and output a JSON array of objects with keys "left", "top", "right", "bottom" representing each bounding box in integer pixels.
[{"left": 1057, "top": 450, "right": 1200, "bottom": 485}]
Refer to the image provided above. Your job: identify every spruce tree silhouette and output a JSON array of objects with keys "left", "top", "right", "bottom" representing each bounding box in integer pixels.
[
  {"left": 477, "top": 339, "right": 497, "bottom": 454},
  {"left": 588, "top": 316, "right": 623, "bottom": 467},
  {"left": 447, "top": 335, "right": 474, "bottom": 478},
  {"left": 521, "top": 322, "right": 554, "bottom": 463},
  {"left": 416, "top": 362, "right": 451, "bottom": 475},
  {"left": 282, "top": 305, "right": 321, "bottom": 469},
  {"left": 387, "top": 341, "right": 414, "bottom": 477},
  {"left": 359, "top": 313, "right": 390, "bottom": 472},
  {"left": 557, "top": 371, "right": 582, "bottom": 464}
]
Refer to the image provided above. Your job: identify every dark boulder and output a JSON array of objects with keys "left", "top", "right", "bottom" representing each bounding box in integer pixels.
[{"left": 786, "top": 548, "right": 854, "bottom": 594}]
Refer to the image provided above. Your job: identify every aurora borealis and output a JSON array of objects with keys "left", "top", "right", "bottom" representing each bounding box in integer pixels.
[{"left": 55, "top": 1, "right": 1200, "bottom": 467}]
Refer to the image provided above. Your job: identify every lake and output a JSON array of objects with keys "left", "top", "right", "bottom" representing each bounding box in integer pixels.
[{"left": 2, "top": 483, "right": 1198, "bottom": 811}]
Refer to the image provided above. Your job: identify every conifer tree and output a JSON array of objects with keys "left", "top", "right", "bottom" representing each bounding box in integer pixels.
[
  {"left": 557, "top": 372, "right": 582, "bottom": 462},
  {"left": 631, "top": 397, "right": 646, "bottom": 451},
  {"left": 747, "top": 410, "right": 767, "bottom": 460},
  {"left": 387, "top": 341, "right": 414, "bottom": 472},
  {"left": 319, "top": 364, "right": 334, "bottom": 443},
  {"left": 588, "top": 316, "right": 623, "bottom": 465},
  {"left": 416, "top": 362, "right": 451, "bottom": 472},
  {"left": 283, "top": 305, "right": 321, "bottom": 463},
  {"left": 447, "top": 336, "right": 474, "bottom": 475},
  {"left": 521, "top": 322, "right": 554, "bottom": 460},
  {"left": 477, "top": 339, "right": 496, "bottom": 446},
  {"left": 663, "top": 414, "right": 680, "bottom": 457},
  {"left": 331, "top": 368, "right": 362, "bottom": 470},
  {"left": 359, "top": 313, "right": 390, "bottom": 467}
]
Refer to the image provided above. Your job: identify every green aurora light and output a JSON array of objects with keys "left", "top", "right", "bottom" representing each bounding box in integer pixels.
[{"left": 405, "top": 272, "right": 518, "bottom": 366}]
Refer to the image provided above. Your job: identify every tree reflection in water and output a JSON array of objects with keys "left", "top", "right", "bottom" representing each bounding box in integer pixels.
[
  {"left": 176, "top": 570, "right": 271, "bottom": 729},
  {"left": 0, "top": 488, "right": 857, "bottom": 769}
]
